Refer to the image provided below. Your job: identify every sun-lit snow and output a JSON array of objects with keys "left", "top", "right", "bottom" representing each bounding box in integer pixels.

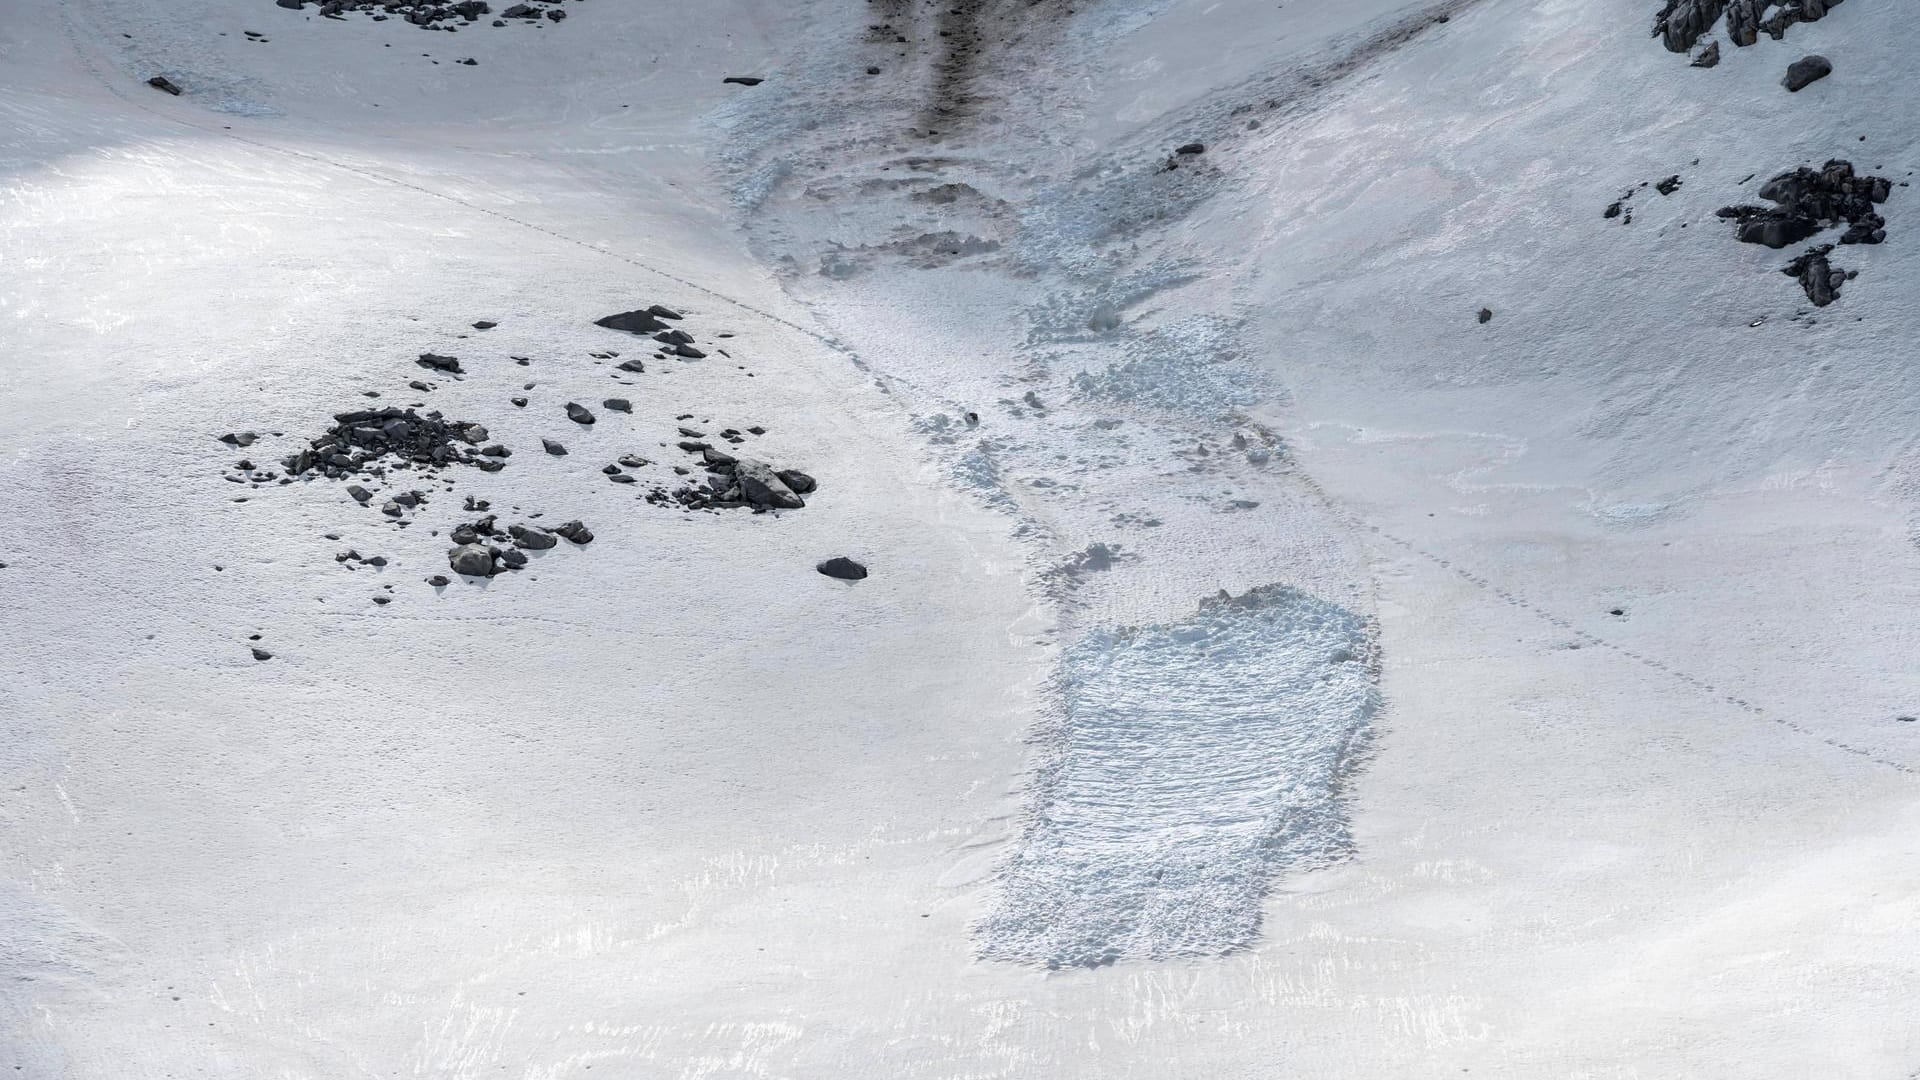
[{"left": 6, "top": 0, "right": 1920, "bottom": 1075}]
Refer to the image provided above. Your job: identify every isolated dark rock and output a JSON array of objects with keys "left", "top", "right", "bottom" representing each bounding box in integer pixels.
[
  {"left": 723, "top": 76, "right": 764, "bottom": 86},
  {"left": 1476, "top": 308, "right": 1493, "bottom": 324},
  {"left": 673, "top": 344, "right": 706, "bottom": 359},
  {"left": 816, "top": 557, "right": 868, "bottom": 581},
  {"left": 602, "top": 398, "right": 631, "bottom": 413},
  {"left": 565, "top": 402, "right": 595, "bottom": 425},
  {"left": 427, "top": 575, "right": 450, "bottom": 586},
  {"left": 251, "top": 647, "right": 273, "bottom": 661},
  {"left": 416, "top": 352, "right": 462, "bottom": 373},
  {"left": 147, "top": 76, "right": 183, "bottom": 95},
  {"left": 1174, "top": 142, "right": 1205, "bottom": 156},
  {"left": 542, "top": 438, "right": 567, "bottom": 456},
  {"left": 1655, "top": 174, "right": 1682, "bottom": 195},
  {"left": 1783, "top": 54, "right": 1831, "bottom": 91},
  {"left": 472, "top": 320, "right": 496, "bottom": 329}
]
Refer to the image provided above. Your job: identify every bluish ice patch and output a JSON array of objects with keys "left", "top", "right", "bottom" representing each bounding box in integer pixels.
[{"left": 977, "top": 585, "right": 1377, "bottom": 968}]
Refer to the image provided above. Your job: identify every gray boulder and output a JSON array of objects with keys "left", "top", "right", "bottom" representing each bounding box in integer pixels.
[
  {"left": 1783, "top": 54, "right": 1831, "bottom": 91},
  {"left": 448, "top": 544, "right": 496, "bottom": 577},
  {"left": 735, "top": 459, "right": 805, "bottom": 508}
]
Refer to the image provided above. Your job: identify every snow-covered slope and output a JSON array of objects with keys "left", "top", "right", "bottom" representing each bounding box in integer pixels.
[{"left": 5, "top": 0, "right": 1919, "bottom": 1076}]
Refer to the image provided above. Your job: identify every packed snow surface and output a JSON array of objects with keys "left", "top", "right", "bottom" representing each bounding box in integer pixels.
[{"left": 7, "top": 0, "right": 1920, "bottom": 1075}]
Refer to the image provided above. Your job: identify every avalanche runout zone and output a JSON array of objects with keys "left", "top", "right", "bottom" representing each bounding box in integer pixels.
[{"left": 978, "top": 585, "right": 1379, "bottom": 968}]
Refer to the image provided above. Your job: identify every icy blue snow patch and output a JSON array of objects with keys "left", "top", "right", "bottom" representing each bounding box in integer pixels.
[{"left": 978, "top": 585, "right": 1377, "bottom": 968}]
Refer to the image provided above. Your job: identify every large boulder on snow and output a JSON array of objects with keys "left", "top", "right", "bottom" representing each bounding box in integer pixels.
[
  {"left": 735, "top": 459, "right": 805, "bottom": 508},
  {"left": 448, "top": 544, "right": 496, "bottom": 577}
]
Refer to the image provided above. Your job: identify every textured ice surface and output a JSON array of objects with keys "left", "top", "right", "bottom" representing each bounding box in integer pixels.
[{"left": 978, "top": 585, "right": 1377, "bottom": 968}]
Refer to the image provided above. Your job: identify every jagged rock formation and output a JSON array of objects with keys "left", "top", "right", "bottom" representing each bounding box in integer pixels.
[{"left": 1653, "top": 0, "right": 1843, "bottom": 56}]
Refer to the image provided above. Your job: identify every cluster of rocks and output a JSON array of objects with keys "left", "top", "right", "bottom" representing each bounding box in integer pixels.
[
  {"left": 445, "top": 514, "right": 593, "bottom": 578},
  {"left": 272, "top": 0, "right": 573, "bottom": 27},
  {"left": 1783, "top": 54, "right": 1832, "bottom": 91},
  {"left": 593, "top": 306, "right": 708, "bottom": 359},
  {"left": 280, "top": 407, "right": 503, "bottom": 479},
  {"left": 1655, "top": 0, "right": 1843, "bottom": 60},
  {"left": 670, "top": 437, "right": 816, "bottom": 512},
  {"left": 1716, "top": 159, "right": 1892, "bottom": 305}
]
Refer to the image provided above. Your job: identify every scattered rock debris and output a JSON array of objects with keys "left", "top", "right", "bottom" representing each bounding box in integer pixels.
[
  {"left": 282, "top": 407, "right": 499, "bottom": 480},
  {"left": 273, "top": 0, "right": 576, "bottom": 31},
  {"left": 233, "top": 304, "right": 795, "bottom": 591}
]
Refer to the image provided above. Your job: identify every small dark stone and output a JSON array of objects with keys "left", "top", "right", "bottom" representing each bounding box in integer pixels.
[
  {"left": 565, "top": 402, "right": 595, "bottom": 425},
  {"left": 817, "top": 557, "right": 867, "bottom": 581},
  {"left": 472, "top": 320, "right": 496, "bottom": 329},
  {"left": 552, "top": 520, "right": 593, "bottom": 544},
  {"left": 1655, "top": 174, "right": 1682, "bottom": 196},
  {"left": 776, "top": 469, "right": 817, "bottom": 494},
  {"left": 1174, "top": 142, "right": 1205, "bottom": 155},
  {"left": 147, "top": 75, "right": 183, "bottom": 95},
  {"left": 674, "top": 344, "right": 706, "bottom": 359},
  {"left": 603, "top": 398, "right": 631, "bottom": 413},
  {"left": 511, "top": 397, "right": 528, "bottom": 407},
  {"left": 1477, "top": 308, "right": 1492, "bottom": 324},
  {"left": 416, "top": 352, "right": 463, "bottom": 373},
  {"left": 251, "top": 647, "right": 273, "bottom": 661},
  {"left": 723, "top": 76, "right": 764, "bottom": 86},
  {"left": 542, "top": 438, "right": 568, "bottom": 456}
]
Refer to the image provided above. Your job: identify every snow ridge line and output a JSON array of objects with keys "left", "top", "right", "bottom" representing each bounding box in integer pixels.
[
  {"left": 1269, "top": 448, "right": 1920, "bottom": 779},
  {"left": 50, "top": 0, "right": 858, "bottom": 363}
]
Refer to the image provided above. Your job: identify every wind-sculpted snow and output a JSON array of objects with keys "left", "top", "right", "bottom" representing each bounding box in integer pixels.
[{"left": 978, "top": 585, "right": 1377, "bottom": 968}]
